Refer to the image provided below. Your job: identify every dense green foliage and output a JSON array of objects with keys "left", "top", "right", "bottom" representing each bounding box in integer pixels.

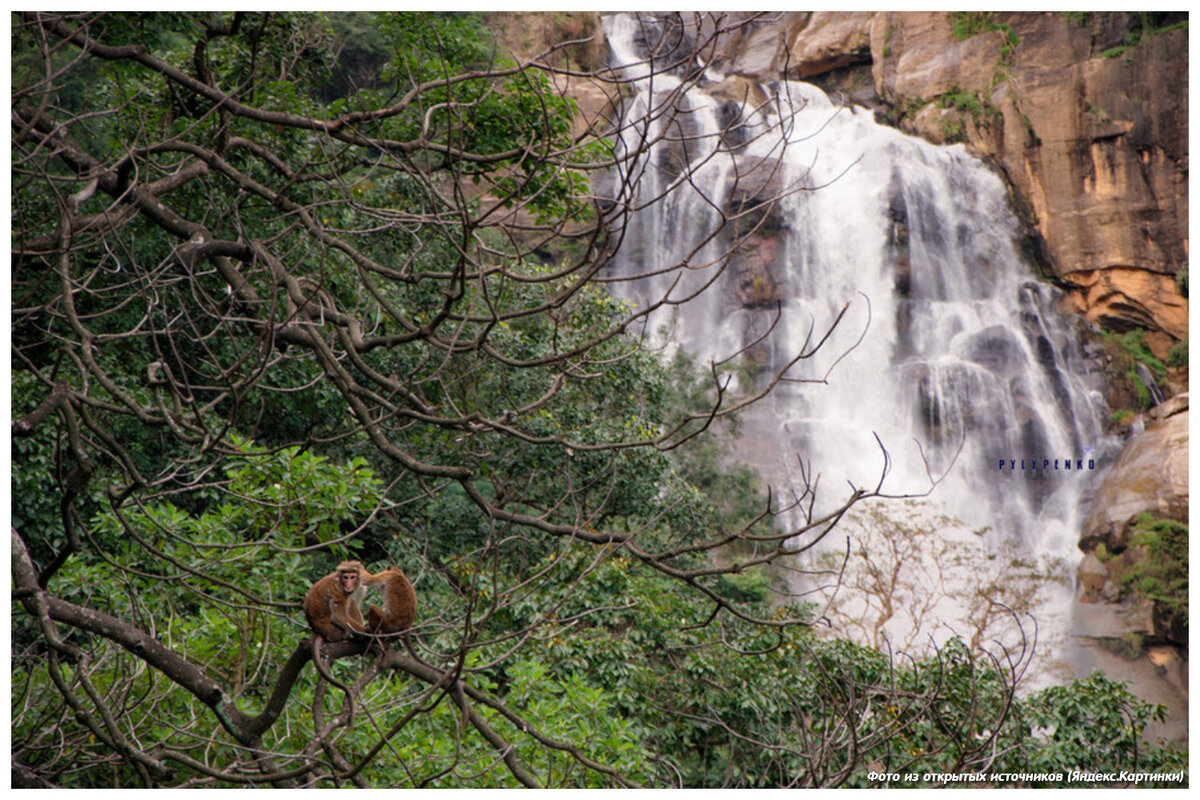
[
  {"left": 11, "top": 11, "right": 1186, "bottom": 788},
  {"left": 15, "top": 442, "right": 1188, "bottom": 786}
]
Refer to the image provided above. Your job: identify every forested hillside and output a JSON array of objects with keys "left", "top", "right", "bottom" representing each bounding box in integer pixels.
[{"left": 10, "top": 12, "right": 1186, "bottom": 788}]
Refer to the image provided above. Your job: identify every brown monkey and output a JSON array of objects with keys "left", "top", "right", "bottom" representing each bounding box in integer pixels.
[
  {"left": 303, "top": 560, "right": 369, "bottom": 722},
  {"left": 363, "top": 566, "right": 417, "bottom": 636},
  {"left": 304, "top": 559, "right": 369, "bottom": 639}
]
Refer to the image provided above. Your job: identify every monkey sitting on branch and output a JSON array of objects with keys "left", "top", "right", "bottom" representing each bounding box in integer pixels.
[
  {"left": 303, "top": 561, "right": 421, "bottom": 723},
  {"left": 363, "top": 566, "right": 417, "bottom": 646},
  {"left": 303, "top": 559, "right": 370, "bottom": 723}
]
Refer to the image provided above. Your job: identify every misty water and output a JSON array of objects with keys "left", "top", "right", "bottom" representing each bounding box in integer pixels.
[{"left": 602, "top": 13, "right": 1119, "bottom": 675}]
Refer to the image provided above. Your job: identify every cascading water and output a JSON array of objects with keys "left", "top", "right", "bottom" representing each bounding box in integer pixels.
[{"left": 602, "top": 14, "right": 1118, "bottom": 669}]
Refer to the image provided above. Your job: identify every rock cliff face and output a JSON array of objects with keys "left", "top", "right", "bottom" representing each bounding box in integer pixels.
[
  {"left": 1074, "top": 396, "right": 1188, "bottom": 690},
  {"left": 1081, "top": 393, "right": 1189, "bottom": 553},
  {"left": 703, "top": 11, "right": 1188, "bottom": 356},
  {"left": 878, "top": 12, "right": 1187, "bottom": 349}
]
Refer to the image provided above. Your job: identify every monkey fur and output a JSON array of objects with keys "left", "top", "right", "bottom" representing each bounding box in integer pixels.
[
  {"left": 303, "top": 560, "right": 368, "bottom": 724},
  {"left": 363, "top": 566, "right": 416, "bottom": 636},
  {"left": 303, "top": 561, "right": 422, "bottom": 726}
]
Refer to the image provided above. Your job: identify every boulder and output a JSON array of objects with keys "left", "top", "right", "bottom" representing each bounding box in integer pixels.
[
  {"left": 1077, "top": 551, "right": 1109, "bottom": 592},
  {"left": 1149, "top": 391, "right": 1189, "bottom": 421},
  {"left": 732, "top": 232, "right": 783, "bottom": 308},
  {"left": 723, "top": 154, "right": 788, "bottom": 209},
  {"left": 1146, "top": 645, "right": 1188, "bottom": 698},
  {"left": 1081, "top": 405, "right": 1188, "bottom": 552},
  {"left": 708, "top": 74, "right": 771, "bottom": 112},
  {"left": 705, "top": 12, "right": 873, "bottom": 81},
  {"left": 1153, "top": 604, "right": 1188, "bottom": 648},
  {"left": 782, "top": 12, "right": 873, "bottom": 79},
  {"left": 707, "top": 13, "right": 797, "bottom": 79},
  {"left": 1073, "top": 598, "right": 1155, "bottom": 638}
]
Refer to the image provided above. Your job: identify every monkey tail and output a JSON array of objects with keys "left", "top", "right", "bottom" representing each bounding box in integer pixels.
[
  {"left": 360, "top": 617, "right": 434, "bottom": 673},
  {"left": 310, "top": 634, "right": 356, "bottom": 727},
  {"left": 401, "top": 629, "right": 428, "bottom": 668},
  {"left": 363, "top": 607, "right": 427, "bottom": 666}
]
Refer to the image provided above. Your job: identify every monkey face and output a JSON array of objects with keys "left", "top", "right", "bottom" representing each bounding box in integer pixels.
[{"left": 338, "top": 569, "right": 360, "bottom": 594}]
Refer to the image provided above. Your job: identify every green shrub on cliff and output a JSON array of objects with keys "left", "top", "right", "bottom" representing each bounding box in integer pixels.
[
  {"left": 1102, "top": 13, "right": 1188, "bottom": 59},
  {"left": 1167, "top": 339, "right": 1187, "bottom": 368},
  {"left": 949, "top": 11, "right": 1020, "bottom": 51},
  {"left": 1103, "top": 330, "right": 1166, "bottom": 378},
  {"left": 1120, "top": 514, "right": 1188, "bottom": 631},
  {"left": 1100, "top": 328, "right": 1168, "bottom": 409}
]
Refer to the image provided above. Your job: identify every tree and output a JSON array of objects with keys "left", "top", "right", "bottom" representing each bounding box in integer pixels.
[
  {"left": 10, "top": 11, "right": 1183, "bottom": 787},
  {"left": 808, "top": 502, "right": 1047, "bottom": 655}
]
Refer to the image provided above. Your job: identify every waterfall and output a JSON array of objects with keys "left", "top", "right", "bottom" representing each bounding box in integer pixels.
[{"left": 602, "top": 14, "right": 1118, "bottom": 663}]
